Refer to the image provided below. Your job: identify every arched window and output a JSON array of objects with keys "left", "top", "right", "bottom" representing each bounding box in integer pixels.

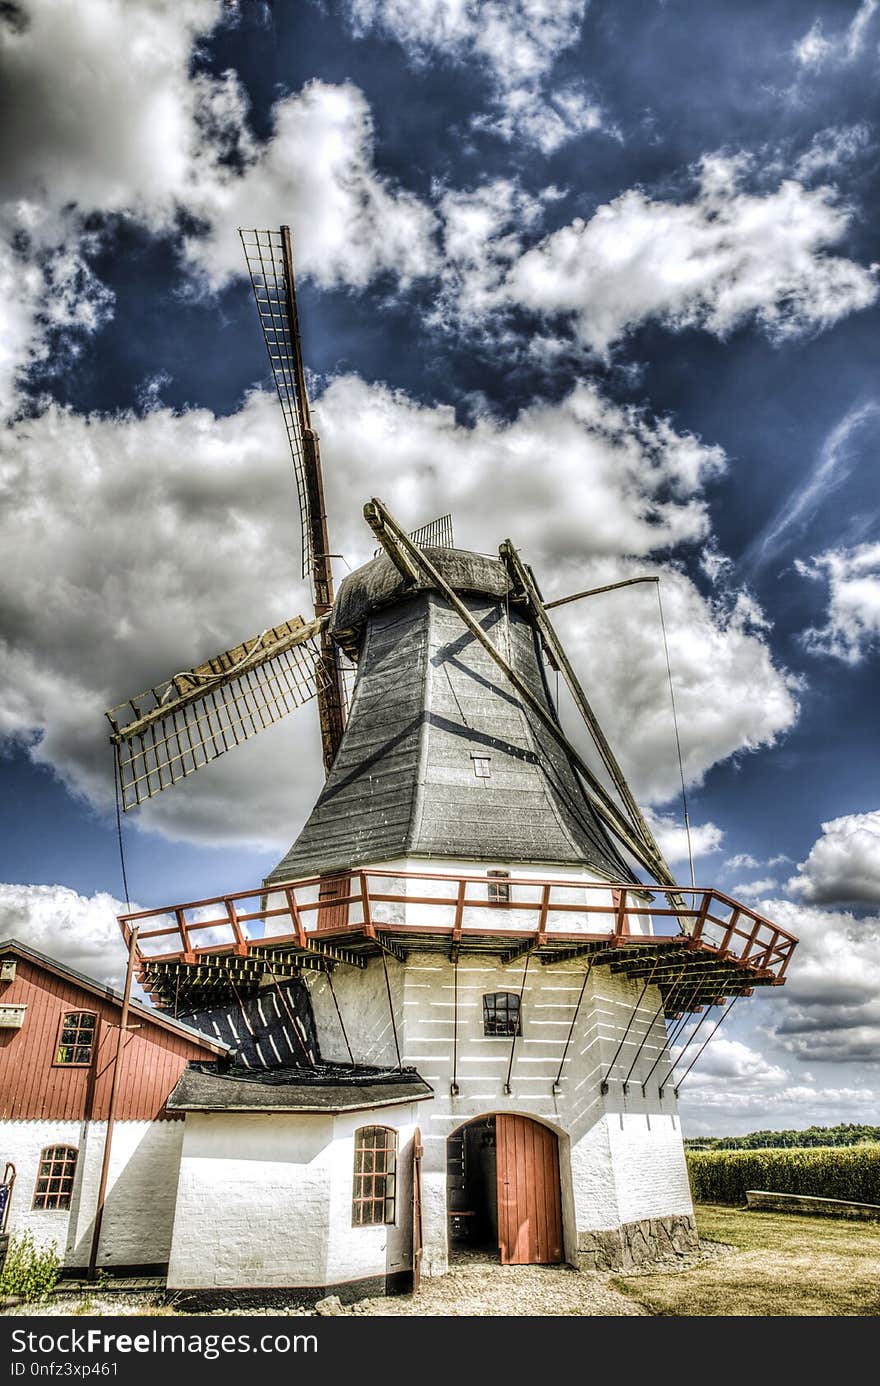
[
  {"left": 32, "top": 1146, "right": 77, "bottom": 1210},
  {"left": 483, "top": 991, "right": 521, "bottom": 1036},
  {"left": 352, "top": 1126, "right": 397, "bottom": 1226},
  {"left": 55, "top": 1011, "right": 96, "bottom": 1066}
]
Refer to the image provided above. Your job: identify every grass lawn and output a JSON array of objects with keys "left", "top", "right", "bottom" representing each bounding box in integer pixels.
[{"left": 612, "top": 1204, "right": 880, "bottom": 1316}]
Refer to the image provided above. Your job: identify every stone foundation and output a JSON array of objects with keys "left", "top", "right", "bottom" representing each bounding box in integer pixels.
[{"left": 577, "top": 1214, "right": 699, "bottom": 1272}]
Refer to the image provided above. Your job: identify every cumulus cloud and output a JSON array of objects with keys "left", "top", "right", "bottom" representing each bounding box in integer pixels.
[
  {"left": 0, "top": 882, "right": 133, "bottom": 990},
  {"left": 796, "top": 542, "right": 880, "bottom": 664},
  {"left": 0, "top": 373, "right": 800, "bottom": 845},
  {"left": 644, "top": 812, "right": 724, "bottom": 868},
  {"left": 786, "top": 811, "right": 880, "bottom": 905},
  {"left": 0, "top": 391, "right": 327, "bottom": 848},
  {"left": 185, "top": 80, "right": 439, "bottom": 289},
  {"left": 550, "top": 565, "right": 801, "bottom": 804},
  {"left": 732, "top": 878, "right": 779, "bottom": 898},
  {"left": 725, "top": 853, "right": 760, "bottom": 871},
  {"left": 346, "top": 0, "right": 603, "bottom": 152},
  {"left": 750, "top": 896, "right": 880, "bottom": 1065},
  {"left": 793, "top": 0, "right": 878, "bottom": 69},
  {"left": 498, "top": 156, "right": 878, "bottom": 355},
  {"left": 673, "top": 1035, "right": 788, "bottom": 1086},
  {"left": 678, "top": 1082, "right": 879, "bottom": 1133},
  {"left": 0, "top": 1, "right": 437, "bottom": 413},
  {"left": 317, "top": 373, "right": 725, "bottom": 561}
]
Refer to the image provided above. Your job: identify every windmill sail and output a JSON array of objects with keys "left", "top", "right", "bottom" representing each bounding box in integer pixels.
[
  {"left": 373, "top": 513, "right": 455, "bottom": 559},
  {"left": 107, "top": 617, "right": 328, "bottom": 809},
  {"left": 240, "top": 226, "right": 346, "bottom": 770},
  {"left": 239, "top": 228, "right": 313, "bottom": 581},
  {"left": 408, "top": 514, "right": 455, "bottom": 550}
]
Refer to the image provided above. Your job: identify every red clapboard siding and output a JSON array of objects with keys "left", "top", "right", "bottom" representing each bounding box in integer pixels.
[{"left": 0, "top": 956, "right": 216, "bottom": 1122}]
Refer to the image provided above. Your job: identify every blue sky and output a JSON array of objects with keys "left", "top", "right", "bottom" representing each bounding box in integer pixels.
[{"left": 1, "top": 0, "right": 879, "bottom": 1134}]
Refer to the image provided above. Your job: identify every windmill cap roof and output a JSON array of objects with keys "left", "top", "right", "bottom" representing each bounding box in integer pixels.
[{"left": 331, "top": 546, "right": 511, "bottom": 645}]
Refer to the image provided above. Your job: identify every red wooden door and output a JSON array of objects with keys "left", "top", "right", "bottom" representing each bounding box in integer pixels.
[
  {"left": 317, "top": 874, "right": 350, "bottom": 931},
  {"left": 496, "top": 1114, "right": 563, "bottom": 1265}
]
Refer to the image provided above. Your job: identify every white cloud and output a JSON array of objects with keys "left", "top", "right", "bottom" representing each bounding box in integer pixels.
[
  {"left": 0, "top": 2, "right": 437, "bottom": 414},
  {"left": 725, "top": 853, "right": 760, "bottom": 871},
  {"left": 316, "top": 372, "right": 725, "bottom": 562},
  {"left": 433, "top": 179, "right": 556, "bottom": 327},
  {"left": 0, "top": 882, "right": 133, "bottom": 990},
  {"left": 645, "top": 812, "right": 724, "bottom": 868},
  {"left": 500, "top": 156, "right": 878, "bottom": 355},
  {"left": 673, "top": 1035, "right": 787, "bottom": 1086},
  {"left": 185, "top": 80, "right": 439, "bottom": 289},
  {"left": 679, "top": 1083, "right": 879, "bottom": 1134},
  {"left": 472, "top": 80, "right": 606, "bottom": 156},
  {"left": 0, "top": 391, "right": 325, "bottom": 848},
  {"left": 796, "top": 542, "right": 880, "bottom": 664},
  {"left": 794, "top": 123, "right": 872, "bottom": 180},
  {"left": 0, "top": 373, "right": 800, "bottom": 846},
  {"left": 723, "top": 895, "right": 880, "bottom": 1066},
  {"left": 551, "top": 565, "right": 801, "bottom": 804},
  {"left": 793, "top": 0, "right": 878, "bottom": 69},
  {"left": 731, "top": 877, "right": 779, "bottom": 898},
  {"left": 786, "top": 811, "right": 880, "bottom": 904},
  {"left": 346, "top": 0, "right": 600, "bottom": 152}
]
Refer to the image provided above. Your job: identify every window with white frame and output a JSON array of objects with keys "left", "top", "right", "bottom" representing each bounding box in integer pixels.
[
  {"left": 482, "top": 992, "right": 522, "bottom": 1037},
  {"left": 352, "top": 1126, "right": 398, "bottom": 1226}
]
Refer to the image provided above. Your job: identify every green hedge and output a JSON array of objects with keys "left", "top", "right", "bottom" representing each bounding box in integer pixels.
[{"left": 686, "top": 1145, "right": 880, "bottom": 1206}]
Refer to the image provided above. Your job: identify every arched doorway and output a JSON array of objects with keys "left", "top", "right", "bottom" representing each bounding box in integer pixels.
[{"left": 447, "top": 1114, "right": 563, "bottom": 1265}]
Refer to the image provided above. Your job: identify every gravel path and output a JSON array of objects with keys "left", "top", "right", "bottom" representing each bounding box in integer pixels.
[
  {"left": 7, "top": 1248, "right": 735, "bottom": 1318},
  {"left": 333, "top": 1258, "right": 647, "bottom": 1317}
]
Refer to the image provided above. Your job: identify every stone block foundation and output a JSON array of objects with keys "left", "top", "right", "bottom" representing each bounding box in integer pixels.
[{"left": 577, "top": 1214, "right": 699, "bottom": 1271}]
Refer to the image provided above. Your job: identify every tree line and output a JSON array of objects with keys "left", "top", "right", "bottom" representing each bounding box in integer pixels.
[{"left": 685, "top": 1123, "right": 880, "bottom": 1150}]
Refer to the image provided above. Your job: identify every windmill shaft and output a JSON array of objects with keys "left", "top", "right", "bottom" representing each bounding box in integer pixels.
[
  {"left": 364, "top": 500, "right": 671, "bottom": 882},
  {"left": 545, "top": 576, "right": 659, "bottom": 609}
]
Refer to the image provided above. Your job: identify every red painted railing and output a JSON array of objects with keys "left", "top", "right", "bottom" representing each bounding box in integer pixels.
[{"left": 118, "top": 869, "right": 797, "bottom": 982}]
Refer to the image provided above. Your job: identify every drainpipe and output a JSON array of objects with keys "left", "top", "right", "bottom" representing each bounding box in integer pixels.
[{"left": 88, "top": 926, "right": 138, "bottom": 1280}]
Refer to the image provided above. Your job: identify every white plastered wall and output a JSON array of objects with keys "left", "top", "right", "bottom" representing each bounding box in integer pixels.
[
  {"left": 166, "top": 1105, "right": 419, "bottom": 1291},
  {"left": 0, "top": 1119, "right": 185, "bottom": 1268}
]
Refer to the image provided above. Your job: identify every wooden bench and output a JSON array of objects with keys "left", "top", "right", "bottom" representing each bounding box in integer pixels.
[{"left": 745, "top": 1189, "right": 880, "bottom": 1221}]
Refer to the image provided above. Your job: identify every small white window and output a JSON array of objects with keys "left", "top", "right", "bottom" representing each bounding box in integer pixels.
[{"left": 471, "top": 753, "right": 491, "bottom": 779}]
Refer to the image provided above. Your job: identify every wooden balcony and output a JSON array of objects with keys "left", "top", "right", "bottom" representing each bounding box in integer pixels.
[{"left": 119, "top": 869, "right": 798, "bottom": 1013}]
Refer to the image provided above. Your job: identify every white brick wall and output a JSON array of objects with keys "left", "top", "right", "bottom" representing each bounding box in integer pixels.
[{"left": 1, "top": 1119, "right": 185, "bottom": 1268}]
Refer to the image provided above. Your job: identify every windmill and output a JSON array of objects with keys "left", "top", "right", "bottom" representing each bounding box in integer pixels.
[
  {"left": 104, "top": 223, "right": 798, "bottom": 1005},
  {"left": 103, "top": 229, "right": 798, "bottom": 1288},
  {"left": 105, "top": 226, "right": 677, "bottom": 895}
]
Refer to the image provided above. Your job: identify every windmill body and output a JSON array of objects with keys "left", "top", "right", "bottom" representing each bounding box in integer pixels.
[
  {"left": 268, "top": 548, "right": 631, "bottom": 883},
  {"left": 102, "top": 231, "right": 797, "bottom": 1302}
]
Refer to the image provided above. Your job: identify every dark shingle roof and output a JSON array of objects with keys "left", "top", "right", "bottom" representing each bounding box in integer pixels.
[{"left": 167, "top": 1063, "right": 434, "bottom": 1113}]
